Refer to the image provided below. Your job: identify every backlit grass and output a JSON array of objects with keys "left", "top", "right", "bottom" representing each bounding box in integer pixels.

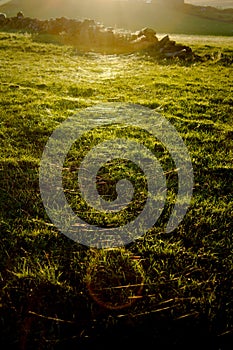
[{"left": 0, "top": 32, "right": 232, "bottom": 348}]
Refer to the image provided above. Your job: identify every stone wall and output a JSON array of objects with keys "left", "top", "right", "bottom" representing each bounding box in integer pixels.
[{"left": 0, "top": 12, "right": 196, "bottom": 60}]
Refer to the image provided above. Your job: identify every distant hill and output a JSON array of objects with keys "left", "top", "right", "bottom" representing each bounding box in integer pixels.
[
  {"left": 187, "top": 1, "right": 233, "bottom": 9},
  {"left": 0, "top": 0, "right": 232, "bottom": 35}
]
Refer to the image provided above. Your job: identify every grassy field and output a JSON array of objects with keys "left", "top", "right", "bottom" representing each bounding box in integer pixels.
[{"left": 0, "top": 32, "right": 232, "bottom": 348}]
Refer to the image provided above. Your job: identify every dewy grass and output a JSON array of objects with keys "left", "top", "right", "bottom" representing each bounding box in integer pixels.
[{"left": 0, "top": 32, "right": 232, "bottom": 348}]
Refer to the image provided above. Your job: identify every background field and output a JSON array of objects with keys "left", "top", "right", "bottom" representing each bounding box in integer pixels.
[
  {"left": 0, "top": 32, "right": 232, "bottom": 348},
  {"left": 188, "top": 0, "right": 233, "bottom": 8},
  {"left": 1, "top": 0, "right": 233, "bottom": 35}
]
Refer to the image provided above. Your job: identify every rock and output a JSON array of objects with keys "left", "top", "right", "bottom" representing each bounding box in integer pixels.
[
  {"left": 152, "top": 34, "right": 194, "bottom": 60},
  {"left": 163, "top": 49, "right": 187, "bottom": 58},
  {"left": 158, "top": 35, "right": 170, "bottom": 47},
  {"left": 96, "top": 27, "right": 115, "bottom": 46},
  {"left": 83, "top": 18, "right": 95, "bottom": 27},
  {"left": 137, "top": 27, "right": 158, "bottom": 43},
  {"left": 139, "top": 27, "right": 156, "bottom": 37},
  {"left": 17, "top": 11, "right": 24, "bottom": 19},
  {"left": 0, "top": 13, "right": 7, "bottom": 27},
  {"left": 130, "top": 26, "right": 159, "bottom": 50},
  {"left": 0, "top": 13, "right": 7, "bottom": 21},
  {"left": 132, "top": 35, "right": 147, "bottom": 44}
]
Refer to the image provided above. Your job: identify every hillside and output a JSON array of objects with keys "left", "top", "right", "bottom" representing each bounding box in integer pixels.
[
  {"left": 187, "top": 0, "right": 233, "bottom": 8},
  {"left": 0, "top": 0, "right": 233, "bottom": 35}
]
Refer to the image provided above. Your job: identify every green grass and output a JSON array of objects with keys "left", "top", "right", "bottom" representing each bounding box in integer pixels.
[{"left": 0, "top": 32, "right": 232, "bottom": 348}]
